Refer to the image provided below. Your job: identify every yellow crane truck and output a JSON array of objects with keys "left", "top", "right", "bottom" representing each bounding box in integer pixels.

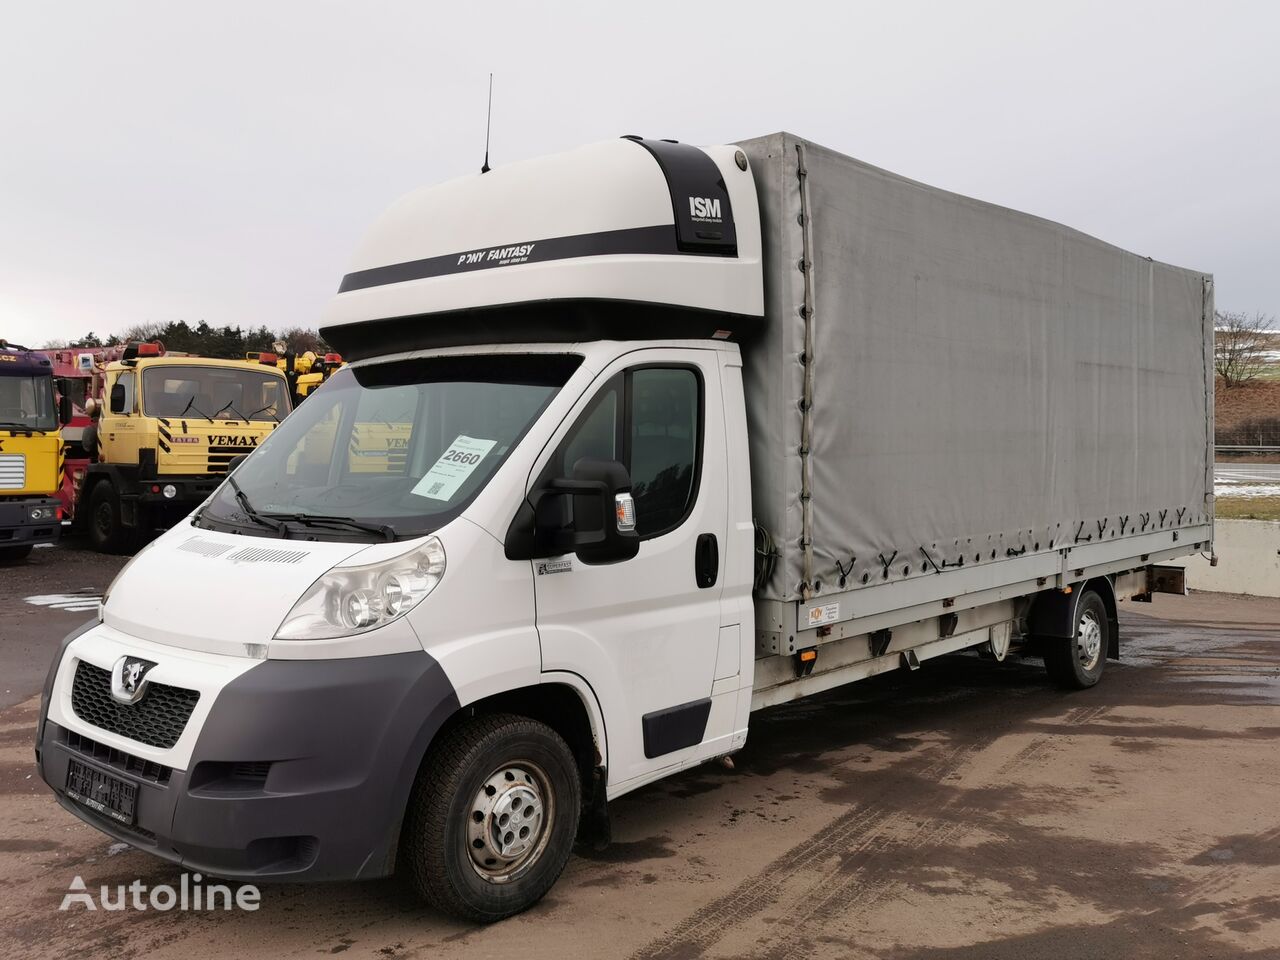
[
  {"left": 245, "top": 348, "right": 344, "bottom": 405},
  {"left": 0, "top": 340, "right": 70, "bottom": 564},
  {"left": 78, "top": 341, "right": 292, "bottom": 552}
]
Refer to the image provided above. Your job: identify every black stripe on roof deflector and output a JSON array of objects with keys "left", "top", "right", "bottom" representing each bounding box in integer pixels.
[
  {"left": 622, "top": 137, "right": 738, "bottom": 256},
  {"left": 338, "top": 224, "right": 679, "bottom": 294}
]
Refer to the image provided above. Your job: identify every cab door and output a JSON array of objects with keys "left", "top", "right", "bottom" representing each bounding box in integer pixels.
[
  {"left": 531, "top": 348, "right": 729, "bottom": 792},
  {"left": 98, "top": 369, "right": 140, "bottom": 464}
]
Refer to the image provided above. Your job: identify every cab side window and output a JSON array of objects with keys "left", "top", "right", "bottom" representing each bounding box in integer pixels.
[
  {"left": 112, "top": 372, "right": 136, "bottom": 415},
  {"left": 551, "top": 366, "right": 701, "bottom": 540},
  {"left": 630, "top": 368, "right": 699, "bottom": 536}
]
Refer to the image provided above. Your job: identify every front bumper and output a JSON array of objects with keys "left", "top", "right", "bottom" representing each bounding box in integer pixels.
[
  {"left": 127, "top": 477, "right": 222, "bottom": 527},
  {"left": 38, "top": 636, "right": 459, "bottom": 882},
  {"left": 0, "top": 496, "right": 61, "bottom": 547}
]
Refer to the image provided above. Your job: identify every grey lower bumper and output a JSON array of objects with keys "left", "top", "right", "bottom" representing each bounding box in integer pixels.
[
  {"left": 0, "top": 497, "right": 61, "bottom": 547},
  {"left": 38, "top": 650, "right": 459, "bottom": 881}
]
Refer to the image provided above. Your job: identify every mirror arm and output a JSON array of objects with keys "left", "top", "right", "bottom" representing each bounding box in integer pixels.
[{"left": 546, "top": 477, "right": 609, "bottom": 497}]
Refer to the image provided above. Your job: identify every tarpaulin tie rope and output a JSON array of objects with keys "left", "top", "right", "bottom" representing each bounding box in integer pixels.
[
  {"left": 833, "top": 557, "right": 855, "bottom": 588},
  {"left": 877, "top": 551, "right": 898, "bottom": 579},
  {"left": 919, "top": 546, "right": 943, "bottom": 574}
]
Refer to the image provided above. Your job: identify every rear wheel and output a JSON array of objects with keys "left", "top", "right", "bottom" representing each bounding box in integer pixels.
[
  {"left": 88, "top": 482, "right": 135, "bottom": 554},
  {"left": 0, "top": 544, "right": 33, "bottom": 565},
  {"left": 1045, "top": 589, "right": 1108, "bottom": 689},
  {"left": 402, "top": 714, "right": 581, "bottom": 923}
]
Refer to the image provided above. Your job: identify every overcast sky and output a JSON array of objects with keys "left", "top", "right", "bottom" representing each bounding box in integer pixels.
[{"left": 2, "top": 0, "right": 1276, "bottom": 347}]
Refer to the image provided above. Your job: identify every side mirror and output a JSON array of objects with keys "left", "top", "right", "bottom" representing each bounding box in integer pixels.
[
  {"left": 57, "top": 393, "right": 73, "bottom": 425},
  {"left": 530, "top": 459, "right": 640, "bottom": 565},
  {"left": 108, "top": 383, "right": 126, "bottom": 414}
]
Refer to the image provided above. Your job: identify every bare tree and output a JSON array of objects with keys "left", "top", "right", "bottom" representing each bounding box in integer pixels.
[
  {"left": 276, "top": 326, "right": 329, "bottom": 355},
  {"left": 1214, "top": 310, "right": 1276, "bottom": 387},
  {"left": 117, "top": 322, "right": 165, "bottom": 345}
]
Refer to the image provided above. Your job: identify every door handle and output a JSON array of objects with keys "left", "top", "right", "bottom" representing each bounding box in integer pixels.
[{"left": 695, "top": 533, "right": 719, "bottom": 589}]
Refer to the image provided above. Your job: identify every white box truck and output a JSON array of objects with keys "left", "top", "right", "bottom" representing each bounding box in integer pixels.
[{"left": 37, "top": 133, "right": 1214, "bottom": 921}]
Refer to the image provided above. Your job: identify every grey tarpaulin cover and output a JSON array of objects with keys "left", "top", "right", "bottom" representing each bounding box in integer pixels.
[{"left": 737, "top": 133, "right": 1214, "bottom": 604}]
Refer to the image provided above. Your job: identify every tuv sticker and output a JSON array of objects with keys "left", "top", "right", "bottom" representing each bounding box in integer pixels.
[
  {"left": 411, "top": 436, "right": 497, "bottom": 501},
  {"left": 806, "top": 602, "right": 840, "bottom": 627}
]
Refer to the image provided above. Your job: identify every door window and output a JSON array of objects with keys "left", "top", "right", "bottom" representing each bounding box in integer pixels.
[
  {"left": 629, "top": 368, "right": 699, "bottom": 536},
  {"left": 114, "top": 372, "right": 136, "bottom": 415},
  {"left": 551, "top": 366, "right": 701, "bottom": 539}
]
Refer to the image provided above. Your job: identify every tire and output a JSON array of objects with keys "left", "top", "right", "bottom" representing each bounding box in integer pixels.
[
  {"left": 0, "top": 544, "right": 33, "bottom": 565},
  {"left": 88, "top": 482, "right": 134, "bottom": 555},
  {"left": 403, "top": 713, "right": 581, "bottom": 923},
  {"left": 1045, "top": 589, "right": 1109, "bottom": 689}
]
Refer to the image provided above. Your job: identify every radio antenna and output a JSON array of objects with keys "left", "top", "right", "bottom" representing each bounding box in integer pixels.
[{"left": 481, "top": 73, "right": 493, "bottom": 174}]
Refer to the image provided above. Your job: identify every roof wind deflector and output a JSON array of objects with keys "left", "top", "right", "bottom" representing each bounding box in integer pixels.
[{"left": 622, "top": 137, "right": 738, "bottom": 257}]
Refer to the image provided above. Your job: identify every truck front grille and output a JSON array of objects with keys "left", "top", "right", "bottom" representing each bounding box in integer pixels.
[
  {"left": 70, "top": 660, "right": 200, "bottom": 750},
  {"left": 0, "top": 453, "right": 25, "bottom": 490},
  {"left": 61, "top": 728, "right": 173, "bottom": 784},
  {"left": 208, "top": 446, "right": 250, "bottom": 474}
]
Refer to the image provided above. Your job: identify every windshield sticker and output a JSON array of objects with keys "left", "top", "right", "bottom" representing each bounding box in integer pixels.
[{"left": 411, "top": 435, "right": 498, "bottom": 501}]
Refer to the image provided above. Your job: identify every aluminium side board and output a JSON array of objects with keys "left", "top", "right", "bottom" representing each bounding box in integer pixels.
[{"left": 736, "top": 133, "right": 1214, "bottom": 642}]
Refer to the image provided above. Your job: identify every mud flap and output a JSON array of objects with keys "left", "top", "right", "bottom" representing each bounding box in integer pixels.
[{"left": 577, "top": 766, "right": 611, "bottom": 851}]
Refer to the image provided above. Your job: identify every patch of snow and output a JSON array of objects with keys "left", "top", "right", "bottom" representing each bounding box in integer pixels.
[{"left": 1215, "top": 484, "right": 1280, "bottom": 499}]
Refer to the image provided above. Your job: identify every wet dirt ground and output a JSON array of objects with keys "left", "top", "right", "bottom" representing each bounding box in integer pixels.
[{"left": 0, "top": 554, "right": 1277, "bottom": 958}]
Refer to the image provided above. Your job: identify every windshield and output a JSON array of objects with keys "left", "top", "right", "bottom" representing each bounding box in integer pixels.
[
  {"left": 0, "top": 374, "right": 57, "bottom": 431},
  {"left": 142, "top": 365, "right": 292, "bottom": 421},
  {"left": 195, "top": 354, "right": 582, "bottom": 540}
]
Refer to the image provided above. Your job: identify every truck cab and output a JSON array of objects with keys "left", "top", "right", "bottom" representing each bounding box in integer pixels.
[
  {"left": 0, "top": 341, "right": 69, "bottom": 563},
  {"left": 80, "top": 343, "right": 293, "bottom": 552}
]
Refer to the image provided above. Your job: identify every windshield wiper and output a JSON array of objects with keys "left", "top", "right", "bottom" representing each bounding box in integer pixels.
[
  {"left": 246, "top": 404, "right": 279, "bottom": 422},
  {"left": 262, "top": 512, "right": 395, "bottom": 542},
  {"left": 178, "top": 395, "right": 215, "bottom": 423},
  {"left": 225, "top": 475, "right": 289, "bottom": 537},
  {"left": 213, "top": 400, "right": 251, "bottom": 425}
]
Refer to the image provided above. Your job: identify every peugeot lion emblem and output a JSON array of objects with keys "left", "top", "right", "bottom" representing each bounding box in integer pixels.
[{"left": 111, "top": 656, "right": 158, "bottom": 704}]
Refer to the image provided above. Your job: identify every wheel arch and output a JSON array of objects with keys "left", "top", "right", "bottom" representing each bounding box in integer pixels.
[
  {"left": 1028, "top": 576, "right": 1119, "bottom": 660},
  {"left": 449, "top": 677, "right": 606, "bottom": 787},
  {"left": 77, "top": 463, "right": 130, "bottom": 513},
  {"left": 391, "top": 676, "right": 609, "bottom": 874}
]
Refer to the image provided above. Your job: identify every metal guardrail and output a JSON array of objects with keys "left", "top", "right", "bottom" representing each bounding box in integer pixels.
[{"left": 1216, "top": 445, "right": 1280, "bottom": 453}]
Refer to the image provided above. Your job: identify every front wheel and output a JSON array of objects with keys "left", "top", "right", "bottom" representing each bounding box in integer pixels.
[
  {"left": 402, "top": 714, "right": 581, "bottom": 922},
  {"left": 1044, "top": 589, "right": 1109, "bottom": 689},
  {"left": 88, "top": 482, "right": 135, "bottom": 554}
]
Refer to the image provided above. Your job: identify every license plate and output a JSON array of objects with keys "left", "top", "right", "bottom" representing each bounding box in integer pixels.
[{"left": 65, "top": 759, "right": 137, "bottom": 826}]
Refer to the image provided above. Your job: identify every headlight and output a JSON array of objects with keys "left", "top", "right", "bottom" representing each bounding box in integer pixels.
[
  {"left": 29, "top": 505, "right": 54, "bottom": 520},
  {"left": 100, "top": 548, "right": 146, "bottom": 622},
  {"left": 274, "top": 537, "right": 446, "bottom": 640}
]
